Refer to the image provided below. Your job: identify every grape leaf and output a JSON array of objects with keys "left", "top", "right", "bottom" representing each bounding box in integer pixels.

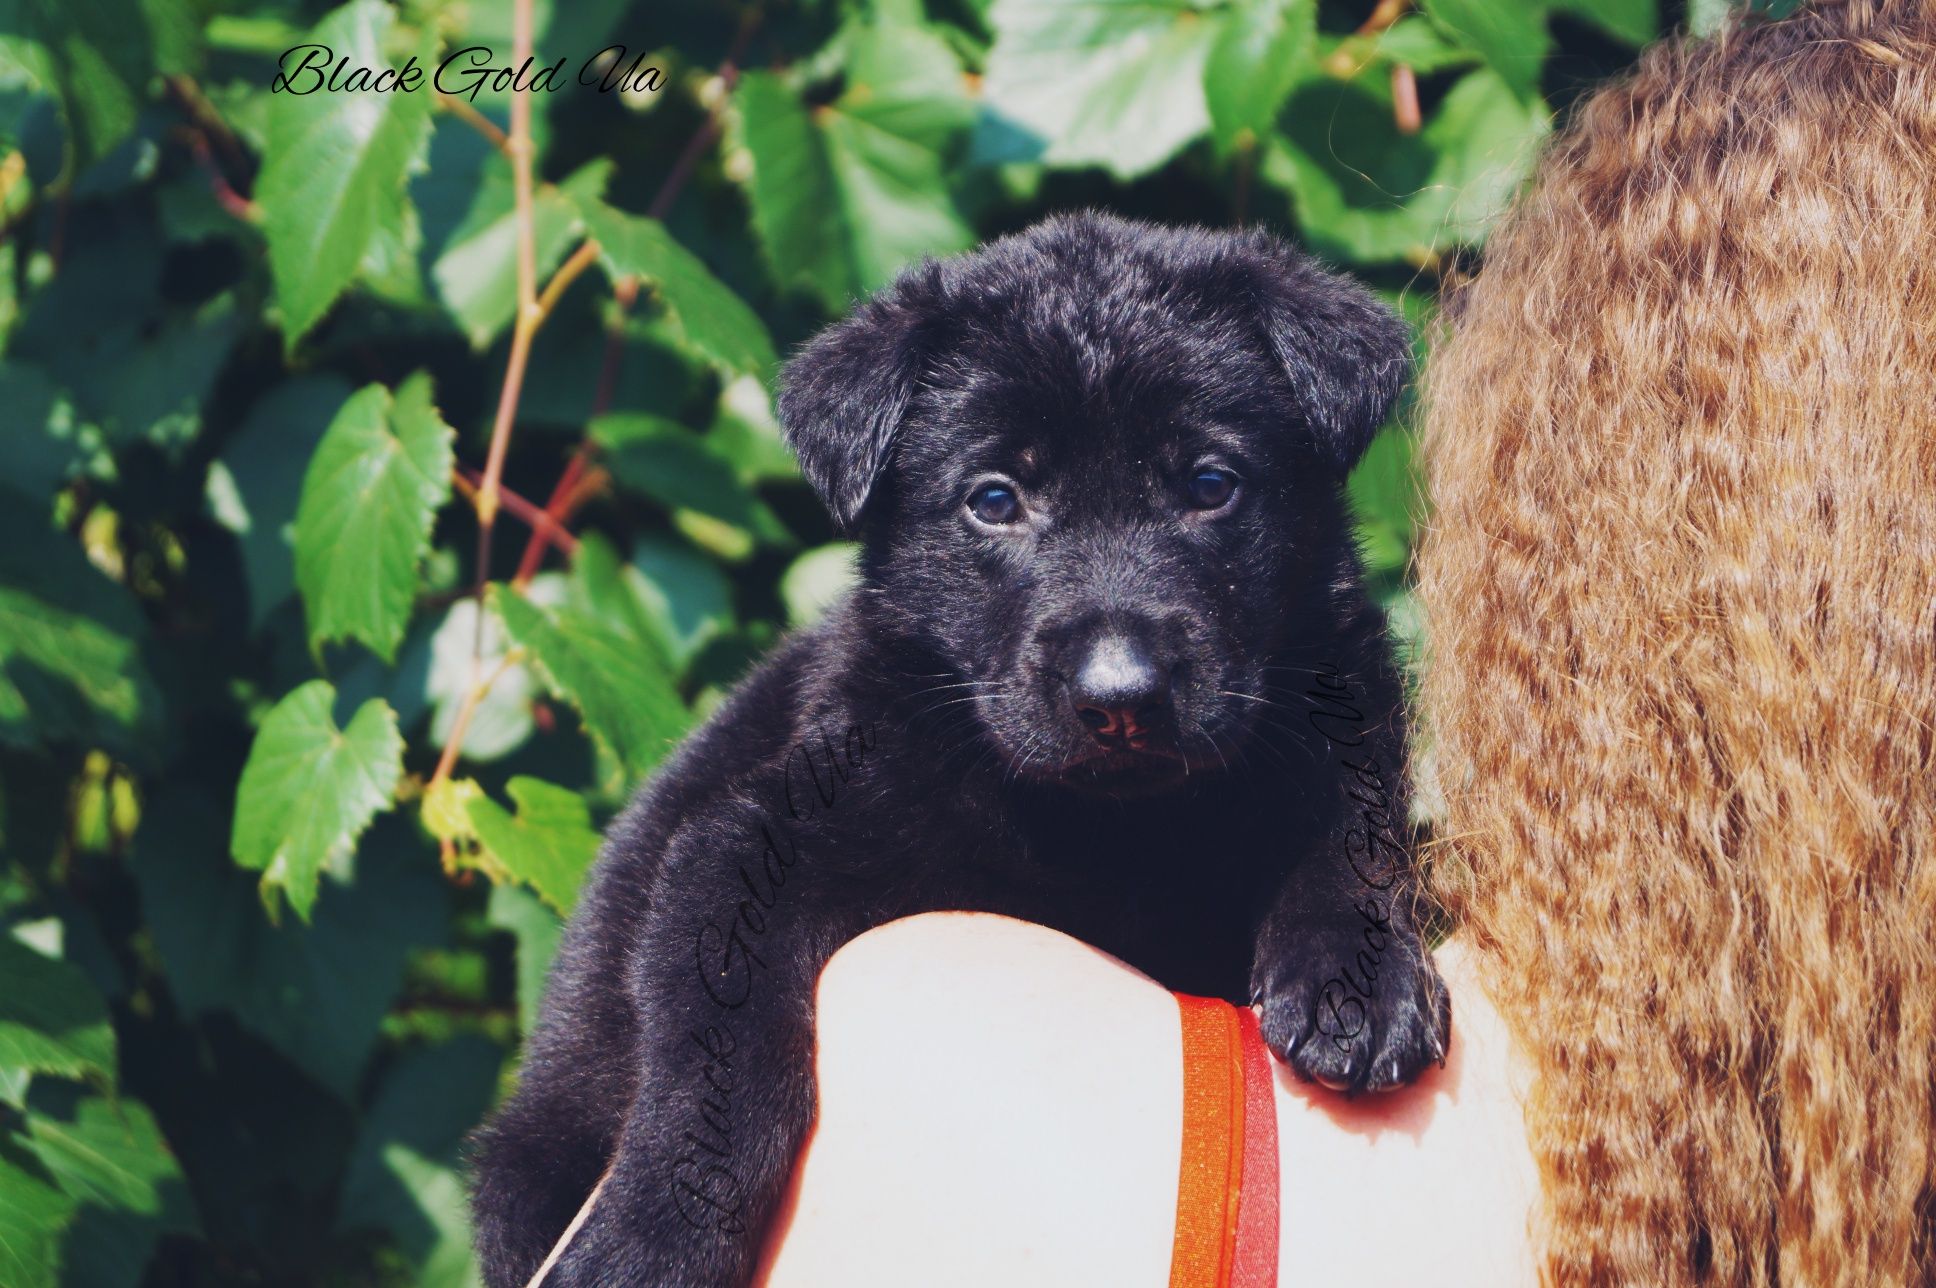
[
  {"left": 1419, "top": 0, "right": 1549, "bottom": 99},
  {"left": 0, "top": 935, "right": 114, "bottom": 1086},
  {"left": 0, "top": 1154, "right": 70, "bottom": 1288},
  {"left": 494, "top": 585, "right": 688, "bottom": 782},
  {"left": 257, "top": 0, "right": 434, "bottom": 347},
  {"left": 1204, "top": 0, "right": 1316, "bottom": 150},
  {"left": 1265, "top": 67, "right": 1549, "bottom": 266},
  {"left": 423, "top": 596, "right": 541, "bottom": 763},
  {"left": 978, "top": 0, "right": 1224, "bottom": 179},
  {"left": 465, "top": 777, "right": 602, "bottom": 915},
  {"left": 728, "top": 24, "right": 975, "bottom": 313},
  {"left": 6, "top": 0, "right": 198, "bottom": 166},
  {"left": 22, "top": 1088, "right": 197, "bottom": 1284},
  {"left": 590, "top": 413, "right": 794, "bottom": 550},
  {"left": 293, "top": 373, "right": 454, "bottom": 663},
  {"left": 1551, "top": 0, "right": 1656, "bottom": 45},
  {"left": 576, "top": 198, "right": 777, "bottom": 380},
  {"left": 230, "top": 680, "right": 403, "bottom": 922}
]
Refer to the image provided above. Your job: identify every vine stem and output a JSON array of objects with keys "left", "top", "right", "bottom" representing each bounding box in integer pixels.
[
  {"left": 509, "top": 10, "right": 761, "bottom": 586},
  {"left": 430, "top": 0, "right": 545, "bottom": 793},
  {"left": 438, "top": 94, "right": 513, "bottom": 156},
  {"left": 451, "top": 467, "right": 581, "bottom": 557}
]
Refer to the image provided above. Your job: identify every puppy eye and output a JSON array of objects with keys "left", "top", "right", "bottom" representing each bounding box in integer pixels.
[
  {"left": 967, "top": 482, "right": 1023, "bottom": 526},
  {"left": 1187, "top": 467, "right": 1239, "bottom": 511}
]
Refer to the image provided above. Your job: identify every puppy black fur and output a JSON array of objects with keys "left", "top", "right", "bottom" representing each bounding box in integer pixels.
[{"left": 469, "top": 211, "right": 1449, "bottom": 1287}]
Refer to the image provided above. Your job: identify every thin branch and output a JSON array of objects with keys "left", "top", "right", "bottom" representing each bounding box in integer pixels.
[
  {"left": 184, "top": 130, "right": 260, "bottom": 221},
  {"left": 439, "top": 94, "right": 513, "bottom": 156},
  {"left": 430, "top": 646, "right": 528, "bottom": 788},
  {"left": 512, "top": 453, "right": 597, "bottom": 587},
  {"left": 1392, "top": 64, "right": 1422, "bottom": 135},
  {"left": 431, "top": 0, "right": 541, "bottom": 794},
  {"left": 452, "top": 467, "right": 581, "bottom": 557},
  {"left": 536, "top": 238, "right": 602, "bottom": 324},
  {"left": 509, "top": 12, "right": 761, "bottom": 586}
]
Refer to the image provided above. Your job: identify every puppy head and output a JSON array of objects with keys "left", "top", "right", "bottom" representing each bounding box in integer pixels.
[{"left": 779, "top": 211, "right": 1409, "bottom": 794}]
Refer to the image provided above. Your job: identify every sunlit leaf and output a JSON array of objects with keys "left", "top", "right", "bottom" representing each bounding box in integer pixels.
[
  {"left": 257, "top": 0, "right": 434, "bottom": 346},
  {"left": 729, "top": 24, "right": 974, "bottom": 312},
  {"left": 293, "top": 374, "right": 455, "bottom": 663},
  {"left": 230, "top": 680, "right": 404, "bottom": 921},
  {"left": 466, "top": 776, "right": 601, "bottom": 915},
  {"left": 577, "top": 197, "right": 777, "bottom": 380},
  {"left": 494, "top": 585, "right": 689, "bottom": 782}
]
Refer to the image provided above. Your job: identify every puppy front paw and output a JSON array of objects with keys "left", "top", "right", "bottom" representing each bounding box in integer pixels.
[{"left": 1253, "top": 918, "right": 1450, "bottom": 1095}]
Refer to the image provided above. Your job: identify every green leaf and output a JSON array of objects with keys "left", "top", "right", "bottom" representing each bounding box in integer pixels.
[
  {"left": 1204, "top": 0, "right": 1316, "bottom": 150},
  {"left": 708, "top": 375, "right": 801, "bottom": 485},
  {"left": 337, "top": 1038, "right": 501, "bottom": 1288},
  {"left": 628, "top": 537, "right": 735, "bottom": 672},
  {"left": 24, "top": 1092, "right": 192, "bottom": 1223},
  {"left": 729, "top": 24, "right": 975, "bottom": 313},
  {"left": 576, "top": 198, "right": 777, "bottom": 380},
  {"left": 292, "top": 373, "right": 455, "bottom": 663},
  {"left": 495, "top": 585, "right": 689, "bottom": 782},
  {"left": 230, "top": 680, "right": 404, "bottom": 922},
  {"left": 1419, "top": 0, "right": 1549, "bottom": 99},
  {"left": 22, "top": 1088, "right": 197, "bottom": 1285},
  {"left": 96, "top": 293, "right": 242, "bottom": 455},
  {"left": 978, "top": 0, "right": 1233, "bottom": 179},
  {"left": 1331, "top": 15, "right": 1481, "bottom": 76},
  {"left": 780, "top": 543, "right": 860, "bottom": 629},
  {"left": 257, "top": 0, "right": 434, "bottom": 347},
  {"left": 591, "top": 413, "right": 794, "bottom": 550},
  {"left": 424, "top": 596, "right": 540, "bottom": 763},
  {"left": 486, "top": 884, "right": 561, "bottom": 1035},
  {"left": 431, "top": 159, "right": 611, "bottom": 349},
  {"left": 466, "top": 777, "right": 601, "bottom": 915},
  {"left": 0, "top": 935, "right": 114, "bottom": 1086},
  {"left": 557, "top": 535, "right": 674, "bottom": 667},
  {"left": 1265, "top": 67, "right": 1549, "bottom": 266},
  {"left": 6, "top": 0, "right": 198, "bottom": 166},
  {"left": 0, "top": 535, "right": 161, "bottom": 757},
  {"left": 0, "top": 1153, "right": 70, "bottom": 1288}
]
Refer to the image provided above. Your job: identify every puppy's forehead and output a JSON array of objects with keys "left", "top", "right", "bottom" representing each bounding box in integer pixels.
[{"left": 919, "top": 275, "right": 1281, "bottom": 452}]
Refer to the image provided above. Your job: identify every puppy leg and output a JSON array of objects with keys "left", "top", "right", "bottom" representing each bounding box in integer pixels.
[
  {"left": 545, "top": 882, "right": 864, "bottom": 1287},
  {"left": 1251, "top": 660, "right": 1450, "bottom": 1093},
  {"left": 471, "top": 883, "right": 647, "bottom": 1286}
]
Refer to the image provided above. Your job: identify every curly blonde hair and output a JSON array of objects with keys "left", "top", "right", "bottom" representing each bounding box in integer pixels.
[{"left": 1412, "top": 2, "right": 1936, "bottom": 1283}]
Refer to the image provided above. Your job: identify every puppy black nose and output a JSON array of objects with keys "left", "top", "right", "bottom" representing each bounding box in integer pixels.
[{"left": 1069, "top": 635, "right": 1170, "bottom": 745}]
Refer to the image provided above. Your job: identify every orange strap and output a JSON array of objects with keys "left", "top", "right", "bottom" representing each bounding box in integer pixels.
[{"left": 1168, "top": 993, "right": 1277, "bottom": 1288}]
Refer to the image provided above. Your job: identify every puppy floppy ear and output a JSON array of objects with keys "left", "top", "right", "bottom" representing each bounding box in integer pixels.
[
  {"left": 1242, "top": 238, "right": 1412, "bottom": 470},
  {"left": 777, "top": 272, "right": 939, "bottom": 536}
]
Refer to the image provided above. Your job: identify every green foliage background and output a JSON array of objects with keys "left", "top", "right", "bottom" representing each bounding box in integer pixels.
[{"left": 0, "top": 0, "right": 1729, "bottom": 1280}]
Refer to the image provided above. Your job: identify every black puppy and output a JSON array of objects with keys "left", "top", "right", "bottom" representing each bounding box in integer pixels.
[{"left": 470, "top": 211, "right": 1449, "bottom": 1287}]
